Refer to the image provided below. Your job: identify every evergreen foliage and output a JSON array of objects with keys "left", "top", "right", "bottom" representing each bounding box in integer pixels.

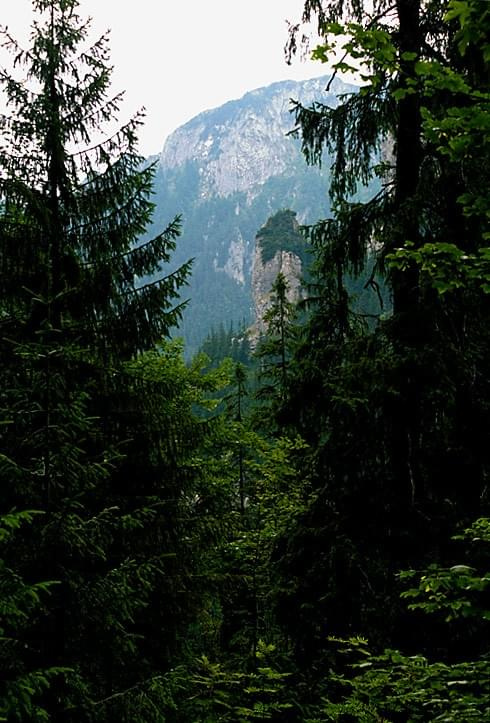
[
  {"left": 0, "top": 0, "right": 489, "bottom": 720},
  {"left": 315, "top": 519, "right": 490, "bottom": 721},
  {"left": 199, "top": 320, "right": 252, "bottom": 369},
  {"left": 272, "top": 0, "right": 490, "bottom": 685},
  {"left": 0, "top": 1, "right": 201, "bottom": 717},
  {"left": 253, "top": 272, "right": 298, "bottom": 431},
  {"left": 256, "top": 209, "right": 309, "bottom": 265}
]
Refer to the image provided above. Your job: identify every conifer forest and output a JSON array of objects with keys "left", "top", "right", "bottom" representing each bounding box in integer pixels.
[{"left": 1, "top": 1, "right": 489, "bottom": 720}]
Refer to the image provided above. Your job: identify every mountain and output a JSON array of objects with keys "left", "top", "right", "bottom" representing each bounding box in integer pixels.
[{"left": 148, "top": 75, "right": 358, "bottom": 356}]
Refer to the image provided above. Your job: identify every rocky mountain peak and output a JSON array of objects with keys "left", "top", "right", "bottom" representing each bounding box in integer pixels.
[{"left": 159, "top": 76, "right": 352, "bottom": 199}]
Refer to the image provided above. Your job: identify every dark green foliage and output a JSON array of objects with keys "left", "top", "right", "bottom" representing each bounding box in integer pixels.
[
  {"left": 0, "top": 510, "right": 68, "bottom": 722},
  {"left": 199, "top": 320, "right": 252, "bottom": 368},
  {"left": 253, "top": 273, "right": 298, "bottom": 432},
  {"left": 256, "top": 209, "right": 309, "bottom": 265},
  {"left": 1, "top": 1, "right": 488, "bottom": 719},
  {"left": 313, "top": 519, "right": 490, "bottom": 722},
  {"left": 269, "top": 0, "right": 490, "bottom": 690},
  {"left": 177, "top": 2, "right": 489, "bottom": 718},
  {"left": 121, "top": 642, "right": 294, "bottom": 722},
  {"left": 0, "top": 1, "right": 206, "bottom": 718}
]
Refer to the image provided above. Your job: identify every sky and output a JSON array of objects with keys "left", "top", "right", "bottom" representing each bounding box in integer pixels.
[{"left": 1, "top": 0, "right": 325, "bottom": 157}]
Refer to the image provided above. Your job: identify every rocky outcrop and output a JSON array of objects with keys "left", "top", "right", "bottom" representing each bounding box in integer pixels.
[{"left": 249, "top": 245, "right": 302, "bottom": 347}]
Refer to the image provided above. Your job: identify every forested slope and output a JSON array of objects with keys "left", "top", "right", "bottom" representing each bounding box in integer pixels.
[{"left": 0, "top": 1, "right": 488, "bottom": 721}]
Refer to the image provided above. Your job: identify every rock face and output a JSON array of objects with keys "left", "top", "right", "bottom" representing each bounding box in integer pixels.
[
  {"left": 159, "top": 77, "right": 352, "bottom": 199},
  {"left": 148, "top": 75, "right": 358, "bottom": 355},
  {"left": 249, "top": 247, "right": 303, "bottom": 347},
  {"left": 248, "top": 208, "right": 306, "bottom": 346},
  {"left": 212, "top": 234, "right": 246, "bottom": 285}
]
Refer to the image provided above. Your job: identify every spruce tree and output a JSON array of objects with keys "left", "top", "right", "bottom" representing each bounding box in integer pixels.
[
  {"left": 0, "top": 1, "right": 197, "bottom": 718},
  {"left": 274, "top": 0, "right": 490, "bottom": 667},
  {"left": 254, "top": 272, "right": 297, "bottom": 418}
]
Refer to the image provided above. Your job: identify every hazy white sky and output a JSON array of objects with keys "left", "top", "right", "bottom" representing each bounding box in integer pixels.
[{"left": 1, "top": 0, "right": 324, "bottom": 156}]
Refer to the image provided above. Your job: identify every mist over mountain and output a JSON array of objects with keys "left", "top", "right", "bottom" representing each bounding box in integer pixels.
[{"left": 148, "top": 75, "right": 357, "bottom": 355}]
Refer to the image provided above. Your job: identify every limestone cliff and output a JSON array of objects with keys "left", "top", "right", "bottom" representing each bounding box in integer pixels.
[
  {"left": 248, "top": 209, "right": 306, "bottom": 346},
  {"left": 249, "top": 248, "right": 302, "bottom": 347}
]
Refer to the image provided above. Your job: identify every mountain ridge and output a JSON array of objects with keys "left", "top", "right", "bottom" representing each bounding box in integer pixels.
[{"left": 148, "top": 75, "right": 358, "bottom": 354}]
